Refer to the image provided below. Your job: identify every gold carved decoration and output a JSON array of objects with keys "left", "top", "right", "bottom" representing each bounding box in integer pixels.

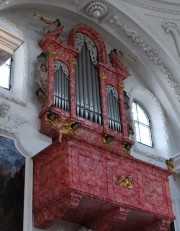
[
  {"left": 165, "top": 158, "right": 177, "bottom": 180},
  {"left": 122, "top": 142, "right": 132, "bottom": 155},
  {"left": 47, "top": 49, "right": 57, "bottom": 56},
  {"left": 128, "top": 54, "right": 138, "bottom": 62},
  {"left": 45, "top": 111, "right": 80, "bottom": 142},
  {"left": 69, "top": 60, "right": 77, "bottom": 66},
  {"left": 116, "top": 175, "right": 133, "bottom": 189},
  {"left": 117, "top": 83, "right": 124, "bottom": 88},
  {"left": 165, "top": 158, "right": 176, "bottom": 173},
  {"left": 100, "top": 75, "right": 106, "bottom": 80},
  {"left": 33, "top": 12, "right": 53, "bottom": 23},
  {"left": 103, "top": 134, "right": 112, "bottom": 147}
]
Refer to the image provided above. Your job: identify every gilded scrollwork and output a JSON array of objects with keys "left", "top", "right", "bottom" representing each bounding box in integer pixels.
[
  {"left": 103, "top": 134, "right": 113, "bottom": 147},
  {"left": 116, "top": 175, "right": 133, "bottom": 189},
  {"left": 123, "top": 142, "right": 132, "bottom": 155},
  {"left": 45, "top": 110, "right": 80, "bottom": 142}
]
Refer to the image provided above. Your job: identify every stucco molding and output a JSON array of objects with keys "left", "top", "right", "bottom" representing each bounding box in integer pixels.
[
  {"left": 0, "top": 130, "right": 31, "bottom": 157},
  {"left": 0, "top": 92, "right": 26, "bottom": 106},
  {"left": 0, "top": 0, "right": 9, "bottom": 7},
  {"left": 162, "top": 21, "right": 180, "bottom": 57},
  {"left": 0, "top": 100, "right": 28, "bottom": 142},
  {"left": 121, "top": 0, "right": 180, "bottom": 15},
  {"left": 0, "top": 113, "right": 28, "bottom": 134},
  {"left": 0, "top": 27, "right": 24, "bottom": 55},
  {"left": 109, "top": 16, "right": 180, "bottom": 102},
  {"left": 129, "top": 86, "right": 169, "bottom": 161}
]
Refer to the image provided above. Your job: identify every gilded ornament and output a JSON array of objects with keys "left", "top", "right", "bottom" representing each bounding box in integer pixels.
[
  {"left": 116, "top": 175, "right": 133, "bottom": 189},
  {"left": 100, "top": 75, "right": 106, "bottom": 80},
  {"left": 128, "top": 54, "right": 138, "bottom": 62},
  {"left": 123, "top": 142, "right": 132, "bottom": 155},
  {"left": 47, "top": 49, "right": 57, "bottom": 56},
  {"left": 45, "top": 111, "right": 80, "bottom": 142},
  {"left": 117, "top": 83, "right": 124, "bottom": 88},
  {"left": 165, "top": 158, "right": 175, "bottom": 173},
  {"left": 103, "top": 134, "right": 112, "bottom": 147},
  {"left": 69, "top": 60, "right": 77, "bottom": 66}
]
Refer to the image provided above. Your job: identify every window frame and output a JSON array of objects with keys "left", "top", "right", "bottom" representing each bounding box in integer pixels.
[
  {"left": 132, "top": 100, "right": 154, "bottom": 148},
  {"left": 0, "top": 57, "right": 13, "bottom": 90}
]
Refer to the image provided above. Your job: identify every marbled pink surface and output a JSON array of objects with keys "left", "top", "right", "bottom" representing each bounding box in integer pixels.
[{"left": 33, "top": 139, "right": 174, "bottom": 230}]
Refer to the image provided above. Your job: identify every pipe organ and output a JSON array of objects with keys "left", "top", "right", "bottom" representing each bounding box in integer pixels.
[{"left": 33, "top": 24, "right": 175, "bottom": 231}]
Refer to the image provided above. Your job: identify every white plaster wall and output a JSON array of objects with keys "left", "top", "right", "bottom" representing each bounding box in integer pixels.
[{"left": 169, "top": 175, "right": 180, "bottom": 231}]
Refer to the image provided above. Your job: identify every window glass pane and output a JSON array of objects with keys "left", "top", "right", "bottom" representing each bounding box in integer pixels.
[
  {"left": 132, "top": 102, "right": 138, "bottom": 121},
  {"left": 134, "top": 122, "right": 140, "bottom": 142},
  {"left": 132, "top": 101, "right": 153, "bottom": 147},
  {"left": 139, "top": 124, "right": 152, "bottom": 146},
  {"left": 136, "top": 104, "right": 149, "bottom": 125},
  {"left": 0, "top": 58, "right": 11, "bottom": 89}
]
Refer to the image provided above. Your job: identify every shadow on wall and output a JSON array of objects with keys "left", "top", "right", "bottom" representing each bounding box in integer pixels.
[{"left": 0, "top": 136, "right": 25, "bottom": 231}]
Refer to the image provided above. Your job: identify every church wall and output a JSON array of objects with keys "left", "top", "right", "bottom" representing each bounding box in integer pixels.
[{"left": 0, "top": 6, "right": 179, "bottom": 231}]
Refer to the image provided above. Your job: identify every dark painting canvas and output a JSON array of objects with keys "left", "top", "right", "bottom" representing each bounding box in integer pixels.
[{"left": 0, "top": 136, "right": 25, "bottom": 231}]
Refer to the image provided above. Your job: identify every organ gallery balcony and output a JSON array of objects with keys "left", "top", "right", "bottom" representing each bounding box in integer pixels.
[{"left": 33, "top": 137, "right": 174, "bottom": 231}]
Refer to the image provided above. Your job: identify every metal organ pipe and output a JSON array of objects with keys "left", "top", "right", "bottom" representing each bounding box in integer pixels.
[
  {"left": 54, "top": 61, "right": 69, "bottom": 111},
  {"left": 75, "top": 43, "right": 102, "bottom": 124},
  {"left": 106, "top": 86, "right": 121, "bottom": 132}
]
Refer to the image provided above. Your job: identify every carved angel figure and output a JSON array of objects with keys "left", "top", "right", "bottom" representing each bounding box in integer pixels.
[
  {"left": 35, "top": 62, "right": 48, "bottom": 105},
  {"left": 34, "top": 12, "right": 61, "bottom": 35}
]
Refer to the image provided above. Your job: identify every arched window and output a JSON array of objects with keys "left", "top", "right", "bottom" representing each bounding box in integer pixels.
[
  {"left": 75, "top": 33, "right": 102, "bottom": 124},
  {"left": 132, "top": 101, "right": 153, "bottom": 147}
]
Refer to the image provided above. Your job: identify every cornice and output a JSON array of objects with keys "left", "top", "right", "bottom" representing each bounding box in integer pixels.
[
  {"left": 0, "top": 27, "right": 24, "bottom": 53},
  {"left": 121, "top": 0, "right": 180, "bottom": 15},
  {"left": 0, "top": 49, "right": 10, "bottom": 65}
]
